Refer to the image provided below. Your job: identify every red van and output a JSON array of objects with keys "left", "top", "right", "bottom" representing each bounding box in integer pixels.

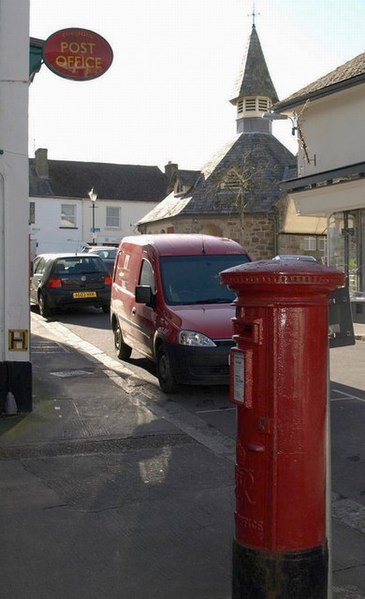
[{"left": 110, "top": 234, "right": 251, "bottom": 393}]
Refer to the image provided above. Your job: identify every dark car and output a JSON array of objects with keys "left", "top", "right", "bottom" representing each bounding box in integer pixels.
[
  {"left": 81, "top": 245, "right": 117, "bottom": 275},
  {"left": 30, "top": 253, "right": 112, "bottom": 318}
]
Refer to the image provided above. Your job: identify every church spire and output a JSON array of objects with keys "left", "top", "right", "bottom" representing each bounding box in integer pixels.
[{"left": 230, "top": 22, "right": 279, "bottom": 134}]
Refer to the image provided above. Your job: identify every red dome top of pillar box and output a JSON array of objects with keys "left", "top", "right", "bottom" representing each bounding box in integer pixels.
[{"left": 220, "top": 259, "right": 345, "bottom": 297}]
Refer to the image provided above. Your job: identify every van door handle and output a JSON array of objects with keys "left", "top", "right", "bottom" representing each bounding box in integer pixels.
[{"left": 132, "top": 307, "right": 136, "bottom": 315}]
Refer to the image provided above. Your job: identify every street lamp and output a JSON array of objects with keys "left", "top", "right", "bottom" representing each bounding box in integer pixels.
[
  {"left": 262, "top": 110, "right": 316, "bottom": 164},
  {"left": 88, "top": 187, "right": 97, "bottom": 245}
]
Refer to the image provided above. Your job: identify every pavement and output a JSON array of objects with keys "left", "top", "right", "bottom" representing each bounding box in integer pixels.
[{"left": 0, "top": 314, "right": 364, "bottom": 599}]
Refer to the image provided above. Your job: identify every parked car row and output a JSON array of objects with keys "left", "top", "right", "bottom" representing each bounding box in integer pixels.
[
  {"left": 30, "top": 237, "right": 321, "bottom": 393},
  {"left": 81, "top": 245, "right": 118, "bottom": 274},
  {"left": 30, "top": 253, "right": 112, "bottom": 317}
]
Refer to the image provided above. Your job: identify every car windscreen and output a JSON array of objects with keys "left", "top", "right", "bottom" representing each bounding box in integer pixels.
[
  {"left": 53, "top": 257, "right": 107, "bottom": 274},
  {"left": 160, "top": 254, "right": 250, "bottom": 305}
]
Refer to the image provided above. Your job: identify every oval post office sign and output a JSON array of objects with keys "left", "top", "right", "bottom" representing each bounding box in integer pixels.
[{"left": 43, "top": 28, "right": 113, "bottom": 81}]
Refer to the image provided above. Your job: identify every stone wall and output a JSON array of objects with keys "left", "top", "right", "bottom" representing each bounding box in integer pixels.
[
  {"left": 138, "top": 213, "right": 275, "bottom": 260},
  {"left": 137, "top": 211, "right": 325, "bottom": 262}
]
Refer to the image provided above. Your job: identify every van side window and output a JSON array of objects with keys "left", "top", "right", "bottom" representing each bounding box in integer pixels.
[
  {"left": 139, "top": 260, "right": 156, "bottom": 294},
  {"left": 115, "top": 251, "right": 130, "bottom": 289}
]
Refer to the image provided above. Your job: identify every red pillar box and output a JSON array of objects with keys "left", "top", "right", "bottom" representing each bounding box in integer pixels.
[{"left": 220, "top": 259, "right": 344, "bottom": 599}]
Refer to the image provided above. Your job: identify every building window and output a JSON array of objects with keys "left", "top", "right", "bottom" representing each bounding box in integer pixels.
[
  {"left": 29, "top": 201, "right": 35, "bottom": 225},
  {"left": 61, "top": 204, "right": 76, "bottom": 228},
  {"left": 220, "top": 169, "right": 241, "bottom": 191},
  {"left": 237, "top": 99, "right": 244, "bottom": 114},
  {"left": 318, "top": 237, "right": 327, "bottom": 253},
  {"left": 303, "top": 236, "right": 316, "bottom": 251},
  {"left": 176, "top": 181, "right": 184, "bottom": 194},
  {"left": 106, "top": 206, "right": 120, "bottom": 228}
]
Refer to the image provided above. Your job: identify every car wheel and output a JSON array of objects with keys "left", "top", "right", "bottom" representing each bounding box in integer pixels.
[
  {"left": 38, "top": 291, "right": 51, "bottom": 318},
  {"left": 156, "top": 345, "right": 179, "bottom": 393},
  {"left": 113, "top": 319, "right": 132, "bottom": 360}
]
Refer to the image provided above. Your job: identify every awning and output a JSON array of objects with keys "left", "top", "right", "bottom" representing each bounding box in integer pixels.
[
  {"left": 281, "top": 197, "right": 327, "bottom": 233},
  {"left": 280, "top": 161, "right": 365, "bottom": 218},
  {"left": 289, "top": 178, "right": 365, "bottom": 217}
]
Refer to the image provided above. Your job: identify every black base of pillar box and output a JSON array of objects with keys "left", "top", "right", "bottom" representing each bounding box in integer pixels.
[
  {"left": 0, "top": 361, "right": 32, "bottom": 413},
  {"left": 232, "top": 538, "right": 328, "bottom": 599}
]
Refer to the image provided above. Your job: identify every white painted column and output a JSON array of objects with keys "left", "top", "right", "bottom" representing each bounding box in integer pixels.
[{"left": 0, "top": 0, "right": 31, "bottom": 410}]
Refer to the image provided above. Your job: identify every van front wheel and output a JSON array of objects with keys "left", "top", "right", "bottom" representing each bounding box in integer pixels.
[
  {"left": 156, "top": 346, "right": 179, "bottom": 394},
  {"left": 114, "top": 320, "right": 132, "bottom": 360}
]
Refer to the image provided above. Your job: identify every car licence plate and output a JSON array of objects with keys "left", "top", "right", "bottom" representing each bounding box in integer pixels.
[{"left": 73, "top": 291, "right": 97, "bottom": 299}]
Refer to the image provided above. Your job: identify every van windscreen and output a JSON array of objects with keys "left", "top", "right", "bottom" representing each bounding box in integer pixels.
[{"left": 160, "top": 254, "right": 250, "bottom": 305}]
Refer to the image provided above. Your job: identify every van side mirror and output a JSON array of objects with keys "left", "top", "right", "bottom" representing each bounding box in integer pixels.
[{"left": 135, "top": 285, "right": 155, "bottom": 306}]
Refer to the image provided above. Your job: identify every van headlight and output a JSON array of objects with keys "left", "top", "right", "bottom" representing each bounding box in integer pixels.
[{"left": 179, "top": 331, "right": 216, "bottom": 347}]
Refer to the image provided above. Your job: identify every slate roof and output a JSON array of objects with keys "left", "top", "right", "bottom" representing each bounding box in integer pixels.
[
  {"left": 230, "top": 25, "right": 278, "bottom": 105},
  {"left": 29, "top": 158, "right": 168, "bottom": 202},
  {"left": 275, "top": 51, "right": 365, "bottom": 111},
  {"left": 185, "top": 133, "right": 295, "bottom": 213},
  {"left": 138, "top": 133, "right": 296, "bottom": 224},
  {"left": 138, "top": 191, "right": 192, "bottom": 224},
  {"left": 177, "top": 169, "right": 200, "bottom": 188}
]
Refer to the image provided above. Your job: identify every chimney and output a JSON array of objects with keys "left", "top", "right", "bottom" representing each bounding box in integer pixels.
[
  {"left": 165, "top": 161, "right": 178, "bottom": 193},
  {"left": 34, "top": 148, "right": 49, "bottom": 178}
]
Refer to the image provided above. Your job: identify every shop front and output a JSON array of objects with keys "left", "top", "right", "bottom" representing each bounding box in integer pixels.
[{"left": 281, "top": 165, "right": 365, "bottom": 324}]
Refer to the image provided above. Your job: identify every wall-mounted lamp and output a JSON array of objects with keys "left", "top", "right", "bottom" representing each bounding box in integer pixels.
[
  {"left": 263, "top": 111, "right": 317, "bottom": 165},
  {"left": 262, "top": 111, "right": 297, "bottom": 136}
]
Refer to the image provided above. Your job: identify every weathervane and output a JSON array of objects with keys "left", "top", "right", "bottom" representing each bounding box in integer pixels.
[{"left": 248, "top": 3, "right": 260, "bottom": 26}]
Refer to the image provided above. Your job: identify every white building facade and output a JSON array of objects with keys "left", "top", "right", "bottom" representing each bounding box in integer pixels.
[
  {"left": 30, "top": 196, "right": 83, "bottom": 256},
  {"left": 0, "top": 0, "right": 32, "bottom": 410},
  {"left": 275, "top": 53, "right": 365, "bottom": 322},
  {"left": 29, "top": 148, "right": 168, "bottom": 256}
]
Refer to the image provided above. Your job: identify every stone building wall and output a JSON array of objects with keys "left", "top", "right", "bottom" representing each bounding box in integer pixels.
[
  {"left": 278, "top": 234, "right": 306, "bottom": 255},
  {"left": 137, "top": 195, "right": 326, "bottom": 262},
  {"left": 138, "top": 213, "right": 275, "bottom": 260}
]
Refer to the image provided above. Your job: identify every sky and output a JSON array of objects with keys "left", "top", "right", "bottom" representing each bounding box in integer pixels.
[{"left": 29, "top": 0, "right": 365, "bottom": 172}]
